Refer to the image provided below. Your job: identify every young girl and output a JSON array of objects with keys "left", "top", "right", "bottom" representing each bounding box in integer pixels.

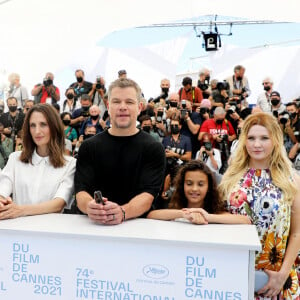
[{"left": 147, "top": 160, "right": 250, "bottom": 225}]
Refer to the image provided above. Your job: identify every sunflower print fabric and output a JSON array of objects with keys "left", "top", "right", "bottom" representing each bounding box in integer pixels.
[{"left": 227, "top": 168, "right": 300, "bottom": 299}]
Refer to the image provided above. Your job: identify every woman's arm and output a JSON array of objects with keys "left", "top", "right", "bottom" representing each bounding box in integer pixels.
[
  {"left": 0, "top": 197, "right": 66, "bottom": 219},
  {"left": 183, "top": 208, "right": 251, "bottom": 224},
  {"left": 147, "top": 209, "right": 184, "bottom": 220}
]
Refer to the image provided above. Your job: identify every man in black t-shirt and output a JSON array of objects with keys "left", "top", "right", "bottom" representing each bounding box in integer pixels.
[{"left": 75, "top": 78, "right": 165, "bottom": 225}]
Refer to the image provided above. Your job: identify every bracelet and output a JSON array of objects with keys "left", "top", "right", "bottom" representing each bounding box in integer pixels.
[{"left": 120, "top": 207, "right": 126, "bottom": 222}]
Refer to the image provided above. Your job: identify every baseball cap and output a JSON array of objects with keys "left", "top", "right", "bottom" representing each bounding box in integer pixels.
[
  {"left": 118, "top": 69, "right": 127, "bottom": 76},
  {"left": 270, "top": 91, "right": 280, "bottom": 98}
]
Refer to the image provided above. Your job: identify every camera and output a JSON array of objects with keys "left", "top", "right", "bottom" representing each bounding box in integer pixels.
[
  {"left": 279, "top": 111, "right": 291, "bottom": 125},
  {"left": 156, "top": 110, "right": 163, "bottom": 123},
  {"left": 197, "top": 79, "right": 209, "bottom": 91},
  {"left": 180, "top": 100, "right": 187, "bottom": 118},
  {"left": 204, "top": 141, "right": 212, "bottom": 151},
  {"left": 216, "top": 81, "right": 230, "bottom": 92},
  {"left": 43, "top": 77, "right": 53, "bottom": 87},
  {"left": 80, "top": 106, "right": 90, "bottom": 117}
]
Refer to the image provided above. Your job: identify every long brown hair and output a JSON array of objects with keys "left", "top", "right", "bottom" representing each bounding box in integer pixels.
[
  {"left": 20, "top": 104, "right": 66, "bottom": 168},
  {"left": 169, "top": 160, "right": 225, "bottom": 213}
]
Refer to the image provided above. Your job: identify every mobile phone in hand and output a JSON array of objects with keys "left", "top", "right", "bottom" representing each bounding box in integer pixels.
[{"left": 94, "top": 191, "right": 104, "bottom": 204}]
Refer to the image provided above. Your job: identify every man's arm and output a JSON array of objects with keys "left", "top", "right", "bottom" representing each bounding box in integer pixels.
[{"left": 31, "top": 84, "right": 43, "bottom": 96}]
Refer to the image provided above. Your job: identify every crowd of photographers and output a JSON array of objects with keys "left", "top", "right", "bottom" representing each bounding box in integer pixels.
[{"left": 1, "top": 65, "right": 300, "bottom": 206}]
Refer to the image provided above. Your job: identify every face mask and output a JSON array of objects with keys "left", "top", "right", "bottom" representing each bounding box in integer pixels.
[
  {"left": 66, "top": 93, "right": 74, "bottom": 100},
  {"left": 171, "top": 125, "right": 180, "bottom": 135},
  {"left": 169, "top": 101, "right": 178, "bottom": 108},
  {"left": 84, "top": 134, "right": 95, "bottom": 140},
  {"left": 185, "top": 88, "right": 191, "bottom": 93},
  {"left": 76, "top": 77, "right": 83, "bottom": 83},
  {"left": 8, "top": 106, "right": 17, "bottom": 113},
  {"left": 236, "top": 76, "right": 243, "bottom": 81},
  {"left": 264, "top": 86, "right": 271, "bottom": 92},
  {"left": 63, "top": 120, "right": 71, "bottom": 126},
  {"left": 90, "top": 115, "right": 99, "bottom": 120},
  {"left": 142, "top": 125, "right": 151, "bottom": 133},
  {"left": 216, "top": 119, "right": 224, "bottom": 125},
  {"left": 271, "top": 99, "right": 280, "bottom": 106},
  {"left": 290, "top": 112, "right": 297, "bottom": 119},
  {"left": 161, "top": 87, "right": 169, "bottom": 94}
]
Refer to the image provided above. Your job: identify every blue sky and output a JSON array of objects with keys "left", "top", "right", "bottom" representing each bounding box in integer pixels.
[{"left": 98, "top": 16, "right": 300, "bottom": 73}]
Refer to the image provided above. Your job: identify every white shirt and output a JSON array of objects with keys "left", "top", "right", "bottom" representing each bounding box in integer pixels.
[
  {"left": 0, "top": 150, "right": 76, "bottom": 208},
  {"left": 195, "top": 148, "right": 222, "bottom": 173}
]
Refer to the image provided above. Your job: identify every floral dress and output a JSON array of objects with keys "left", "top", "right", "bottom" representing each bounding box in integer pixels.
[{"left": 228, "top": 168, "right": 300, "bottom": 299}]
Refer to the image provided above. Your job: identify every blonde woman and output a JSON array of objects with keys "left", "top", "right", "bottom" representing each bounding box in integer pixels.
[{"left": 219, "top": 112, "right": 300, "bottom": 299}]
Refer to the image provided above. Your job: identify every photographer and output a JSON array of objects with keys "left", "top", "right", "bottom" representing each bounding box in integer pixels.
[
  {"left": 61, "top": 87, "right": 81, "bottom": 114},
  {"left": 180, "top": 99, "right": 202, "bottom": 158},
  {"left": 152, "top": 105, "right": 168, "bottom": 139},
  {"left": 279, "top": 102, "right": 300, "bottom": 154},
  {"left": 225, "top": 65, "right": 251, "bottom": 106},
  {"left": 210, "top": 80, "right": 232, "bottom": 110},
  {"left": 7, "top": 73, "right": 29, "bottom": 108},
  {"left": 197, "top": 68, "right": 211, "bottom": 99},
  {"left": 151, "top": 78, "right": 170, "bottom": 106},
  {"left": 89, "top": 76, "right": 107, "bottom": 119},
  {"left": 69, "top": 69, "right": 93, "bottom": 99},
  {"left": 199, "top": 107, "right": 236, "bottom": 174},
  {"left": 178, "top": 77, "right": 203, "bottom": 111},
  {"left": 289, "top": 142, "right": 300, "bottom": 174},
  {"left": 270, "top": 91, "right": 285, "bottom": 116},
  {"left": 140, "top": 115, "right": 160, "bottom": 142},
  {"left": 70, "top": 94, "right": 92, "bottom": 134},
  {"left": 0, "top": 97, "right": 25, "bottom": 149},
  {"left": 196, "top": 133, "right": 221, "bottom": 173},
  {"left": 31, "top": 72, "right": 60, "bottom": 104}
]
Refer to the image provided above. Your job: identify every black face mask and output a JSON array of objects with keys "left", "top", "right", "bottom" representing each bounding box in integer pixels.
[
  {"left": 161, "top": 87, "right": 169, "bottom": 94},
  {"left": 290, "top": 112, "right": 298, "bottom": 119},
  {"left": 185, "top": 88, "right": 191, "bottom": 93},
  {"left": 90, "top": 115, "right": 99, "bottom": 120},
  {"left": 264, "top": 86, "right": 271, "bottom": 92},
  {"left": 171, "top": 125, "right": 180, "bottom": 135},
  {"left": 169, "top": 101, "right": 178, "bottom": 108},
  {"left": 66, "top": 93, "right": 74, "bottom": 100},
  {"left": 8, "top": 106, "right": 17, "bottom": 113},
  {"left": 236, "top": 76, "right": 243, "bottom": 81},
  {"left": 76, "top": 77, "right": 83, "bottom": 83},
  {"left": 142, "top": 125, "right": 151, "bottom": 133},
  {"left": 271, "top": 99, "right": 280, "bottom": 106},
  {"left": 62, "top": 119, "right": 71, "bottom": 126},
  {"left": 84, "top": 134, "right": 95, "bottom": 140},
  {"left": 216, "top": 119, "right": 224, "bottom": 125}
]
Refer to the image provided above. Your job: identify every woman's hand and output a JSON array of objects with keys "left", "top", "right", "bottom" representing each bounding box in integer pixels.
[
  {"left": 0, "top": 197, "right": 24, "bottom": 219},
  {"left": 182, "top": 208, "right": 208, "bottom": 225},
  {"left": 257, "top": 269, "right": 287, "bottom": 299}
]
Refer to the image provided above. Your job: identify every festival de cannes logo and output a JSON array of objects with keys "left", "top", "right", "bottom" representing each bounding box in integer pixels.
[{"left": 142, "top": 265, "right": 169, "bottom": 279}]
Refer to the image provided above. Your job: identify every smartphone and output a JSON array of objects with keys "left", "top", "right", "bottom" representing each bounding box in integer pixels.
[{"left": 94, "top": 190, "right": 104, "bottom": 204}]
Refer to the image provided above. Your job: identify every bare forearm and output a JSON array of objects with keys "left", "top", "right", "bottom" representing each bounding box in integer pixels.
[
  {"left": 208, "top": 212, "right": 251, "bottom": 224},
  {"left": 21, "top": 198, "right": 66, "bottom": 216},
  {"left": 76, "top": 191, "right": 93, "bottom": 214},
  {"left": 147, "top": 209, "right": 183, "bottom": 220},
  {"left": 122, "top": 192, "right": 153, "bottom": 220}
]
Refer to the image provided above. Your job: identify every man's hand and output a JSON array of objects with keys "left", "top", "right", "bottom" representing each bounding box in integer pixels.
[{"left": 86, "top": 198, "right": 124, "bottom": 225}]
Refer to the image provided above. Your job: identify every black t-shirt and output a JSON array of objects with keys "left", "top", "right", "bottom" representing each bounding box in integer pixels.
[{"left": 75, "top": 130, "right": 166, "bottom": 206}]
